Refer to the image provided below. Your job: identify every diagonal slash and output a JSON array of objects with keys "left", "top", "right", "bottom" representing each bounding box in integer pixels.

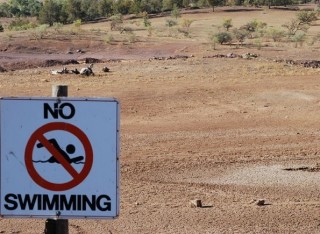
[{"left": 37, "top": 133, "right": 79, "bottom": 178}]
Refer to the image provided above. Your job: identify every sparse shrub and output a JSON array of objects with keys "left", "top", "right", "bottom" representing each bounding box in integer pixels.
[
  {"left": 232, "top": 28, "right": 248, "bottom": 45},
  {"left": 73, "top": 19, "right": 82, "bottom": 33},
  {"left": 29, "top": 24, "right": 49, "bottom": 40},
  {"left": 182, "top": 19, "right": 193, "bottom": 28},
  {"left": 316, "top": 6, "right": 320, "bottom": 16},
  {"left": 142, "top": 12, "right": 151, "bottom": 27},
  {"left": 166, "top": 19, "right": 178, "bottom": 27},
  {"left": 110, "top": 14, "right": 123, "bottom": 31},
  {"left": 296, "top": 11, "right": 317, "bottom": 25},
  {"left": 266, "top": 27, "right": 286, "bottom": 42},
  {"left": 282, "top": 18, "right": 309, "bottom": 36},
  {"left": 179, "top": 19, "right": 193, "bottom": 37},
  {"left": 8, "top": 18, "right": 37, "bottom": 31},
  {"left": 0, "top": 24, "right": 4, "bottom": 32},
  {"left": 126, "top": 31, "right": 137, "bottom": 43},
  {"left": 211, "top": 32, "right": 232, "bottom": 44},
  {"left": 222, "top": 18, "right": 233, "bottom": 31},
  {"left": 254, "top": 38, "right": 262, "bottom": 50},
  {"left": 147, "top": 26, "right": 153, "bottom": 36},
  {"left": 120, "top": 26, "right": 133, "bottom": 34},
  {"left": 52, "top": 22, "right": 63, "bottom": 33},
  {"left": 241, "top": 19, "right": 267, "bottom": 38},
  {"left": 104, "top": 33, "right": 114, "bottom": 44},
  {"left": 309, "top": 33, "right": 320, "bottom": 46},
  {"left": 290, "top": 32, "right": 306, "bottom": 48}
]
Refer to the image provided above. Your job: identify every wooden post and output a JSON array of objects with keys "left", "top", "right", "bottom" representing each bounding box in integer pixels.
[
  {"left": 45, "top": 85, "right": 69, "bottom": 234},
  {"left": 52, "top": 85, "right": 68, "bottom": 97}
]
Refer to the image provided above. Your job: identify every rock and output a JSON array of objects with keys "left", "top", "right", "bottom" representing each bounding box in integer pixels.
[
  {"left": 190, "top": 199, "right": 202, "bottom": 208},
  {"left": 255, "top": 199, "right": 265, "bottom": 206},
  {"left": 0, "top": 66, "right": 7, "bottom": 73},
  {"left": 242, "top": 53, "right": 258, "bottom": 59},
  {"left": 102, "top": 66, "right": 110, "bottom": 72}
]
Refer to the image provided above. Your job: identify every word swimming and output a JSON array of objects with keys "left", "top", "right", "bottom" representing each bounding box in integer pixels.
[{"left": 4, "top": 194, "right": 111, "bottom": 211}]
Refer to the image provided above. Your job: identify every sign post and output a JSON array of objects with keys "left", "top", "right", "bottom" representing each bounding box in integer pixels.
[
  {"left": 46, "top": 85, "right": 69, "bottom": 234},
  {"left": 0, "top": 85, "right": 120, "bottom": 231}
]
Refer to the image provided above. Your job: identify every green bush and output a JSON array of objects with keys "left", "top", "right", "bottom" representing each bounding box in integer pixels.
[
  {"left": 0, "top": 24, "right": 4, "bottom": 32},
  {"left": 212, "top": 32, "right": 232, "bottom": 44},
  {"left": 222, "top": 18, "right": 233, "bottom": 31},
  {"left": 266, "top": 28, "right": 286, "bottom": 42},
  {"left": 232, "top": 28, "right": 248, "bottom": 45},
  {"left": 290, "top": 32, "right": 306, "bottom": 47},
  {"left": 241, "top": 19, "right": 267, "bottom": 38}
]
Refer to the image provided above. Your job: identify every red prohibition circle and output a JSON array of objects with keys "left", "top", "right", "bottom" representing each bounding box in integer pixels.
[{"left": 25, "top": 122, "right": 93, "bottom": 191}]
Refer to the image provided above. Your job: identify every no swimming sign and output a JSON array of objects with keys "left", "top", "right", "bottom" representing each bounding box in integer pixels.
[{"left": 0, "top": 97, "right": 120, "bottom": 219}]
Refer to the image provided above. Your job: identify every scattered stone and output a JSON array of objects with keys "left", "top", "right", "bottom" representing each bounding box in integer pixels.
[
  {"left": 277, "top": 59, "right": 320, "bottom": 68},
  {"left": 0, "top": 66, "right": 7, "bottom": 73},
  {"left": 203, "top": 53, "right": 257, "bottom": 59},
  {"left": 80, "top": 63, "right": 94, "bottom": 76},
  {"left": 190, "top": 199, "right": 202, "bottom": 208},
  {"left": 150, "top": 55, "right": 192, "bottom": 61},
  {"left": 76, "top": 49, "right": 85, "bottom": 53},
  {"left": 71, "top": 68, "right": 80, "bottom": 74},
  {"left": 242, "top": 53, "right": 258, "bottom": 59},
  {"left": 226, "top": 53, "right": 238, "bottom": 58},
  {"left": 51, "top": 67, "right": 69, "bottom": 75},
  {"left": 255, "top": 199, "right": 265, "bottom": 206},
  {"left": 249, "top": 199, "right": 267, "bottom": 206},
  {"left": 50, "top": 67, "right": 80, "bottom": 75},
  {"left": 102, "top": 66, "right": 110, "bottom": 72}
]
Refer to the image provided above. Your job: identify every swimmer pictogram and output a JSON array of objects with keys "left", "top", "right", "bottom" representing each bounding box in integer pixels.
[
  {"left": 33, "top": 138, "right": 84, "bottom": 164},
  {"left": 25, "top": 122, "right": 93, "bottom": 191}
]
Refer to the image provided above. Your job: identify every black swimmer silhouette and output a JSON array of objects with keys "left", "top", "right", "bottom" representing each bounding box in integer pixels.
[{"left": 33, "top": 138, "right": 84, "bottom": 164}]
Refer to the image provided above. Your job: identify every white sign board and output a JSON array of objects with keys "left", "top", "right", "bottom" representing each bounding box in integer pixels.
[{"left": 0, "top": 97, "right": 120, "bottom": 219}]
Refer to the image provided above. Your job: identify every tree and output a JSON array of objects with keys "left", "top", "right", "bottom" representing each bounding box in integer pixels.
[
  {"left": 98, "top": 0, "right": 113, "bottom": 17},
  {"left": 112, "top": 0, "right": 134, "bottom": 15},
  {"left": 139, "top": 0, "right": 162, "bottom": 13},
  {"left": 282, "top": 18, "right": 309, "bottom": 35},
  {"left": 0, "top": 2, "right": 12, "bottom": 17},
  {"left": 297, "top": 11, "right": 317, "bottom": 25},
  {"left": 163, "top": 0, "right": 173, "bottom": 11},
  {"left": 207, "top": 0, "right": 225, "bottom": 12},
  {"left": 80, "top": 0, "right": 100, "bottom": 21},
  {"left": 38, "top": 0, "right": 61, "bottom": 26},
  {"left": 171, "top": 4, "right": 181, "bottom": 19},
  {"left": 66, "top": 0, "right": 82, "bottom": 22},
  {"left": 27, "top": 0, "right": 42, "bottom": 17}
]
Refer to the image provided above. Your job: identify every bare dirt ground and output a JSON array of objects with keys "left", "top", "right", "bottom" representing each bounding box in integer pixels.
[{"left": 1, "top": 6, "right": 320, "bottom": 234}]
